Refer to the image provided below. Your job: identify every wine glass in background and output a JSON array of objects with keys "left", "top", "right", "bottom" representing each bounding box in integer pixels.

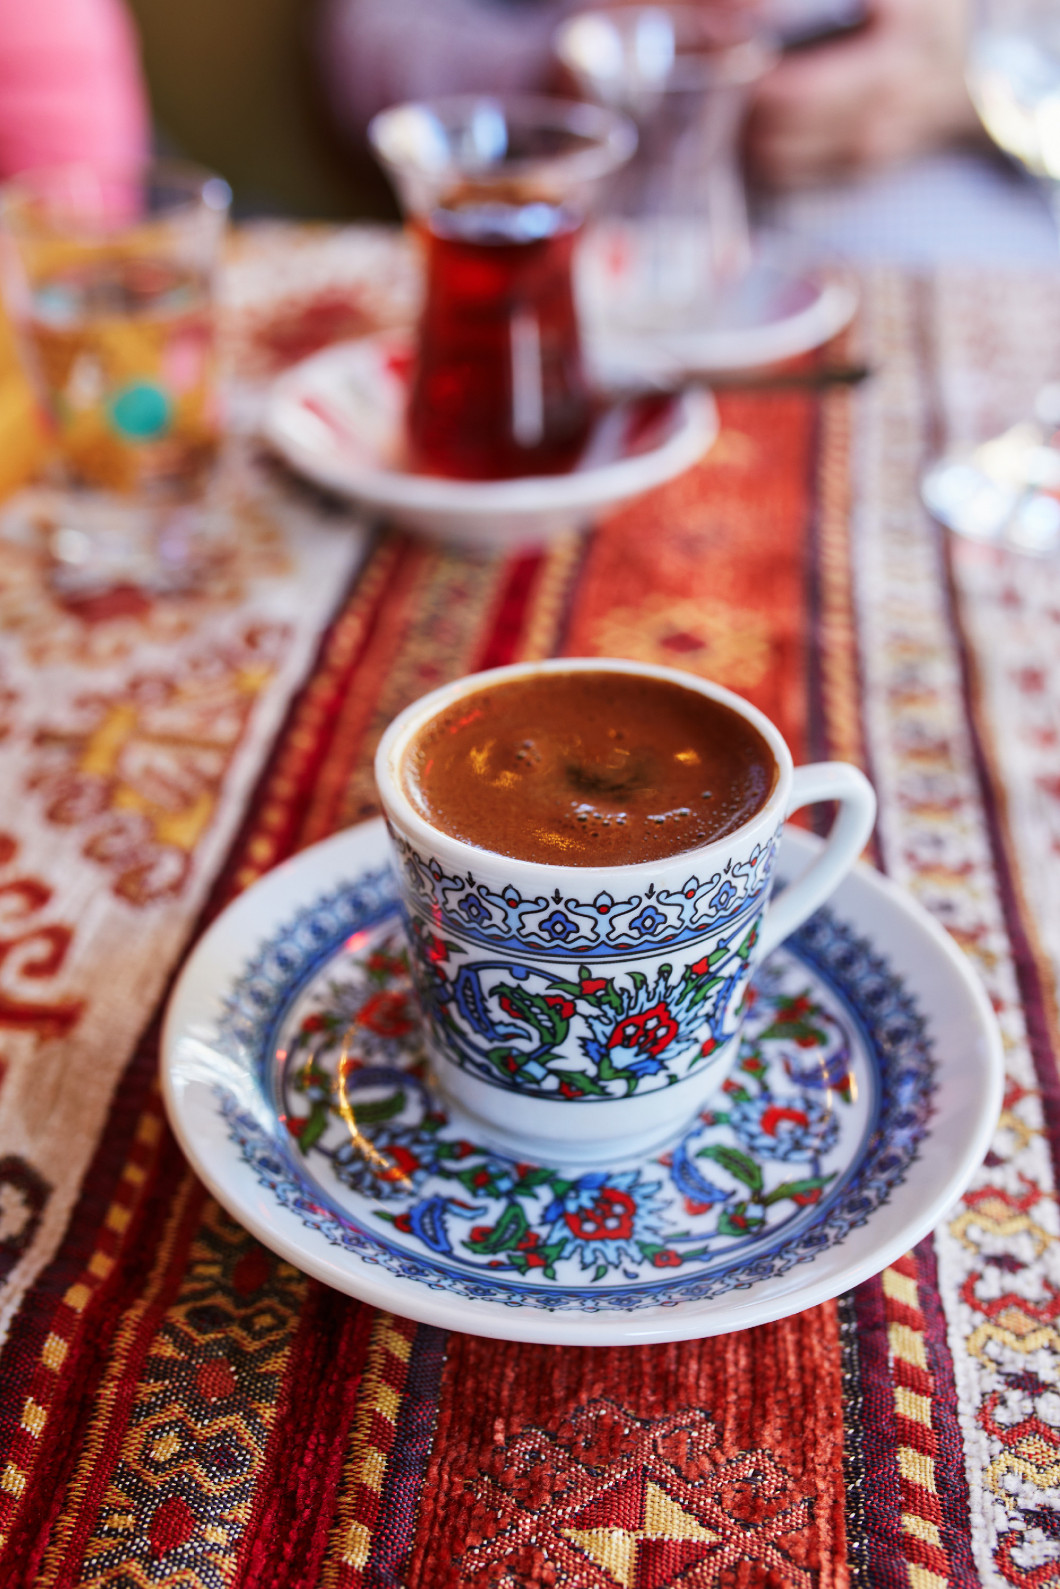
[
  {"left": 968, "top": 1, "right": 1060, "bottom": 209},
  {"left": 923, "top": 0, "right": 1060, "bottom": 554}
]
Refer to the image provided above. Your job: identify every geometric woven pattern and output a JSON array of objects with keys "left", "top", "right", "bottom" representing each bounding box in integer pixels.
[
  {"left": 460, "top": 1401, "right": 817, "bottom": 1589},
  {"left": 0, "top": 236, "right": 1058, "bottom": 1585}
]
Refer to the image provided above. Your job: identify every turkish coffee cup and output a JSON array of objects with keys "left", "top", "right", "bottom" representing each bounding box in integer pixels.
[{"left": 375, "top": 657, "right": 876, "bottom": 1167}]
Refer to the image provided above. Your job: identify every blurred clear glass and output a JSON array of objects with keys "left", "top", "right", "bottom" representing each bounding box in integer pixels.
[
  {"left": 554, "top": 7, "right": 775, "bottom": 338},
  {"left": 0, "top": 159, "right": 231, "bottom": 590}
]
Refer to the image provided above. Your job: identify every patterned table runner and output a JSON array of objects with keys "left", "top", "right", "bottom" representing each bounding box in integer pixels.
[{"left": 0, "top": 238, "right": 1057, "bottom": 1588}]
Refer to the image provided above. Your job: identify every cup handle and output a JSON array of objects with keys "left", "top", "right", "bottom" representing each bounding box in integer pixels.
[{"left": 756, "top": 762, "right": 877, "bottom": 959}]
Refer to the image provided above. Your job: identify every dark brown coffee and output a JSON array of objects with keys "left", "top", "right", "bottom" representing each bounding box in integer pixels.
[{"left": 401, "top": 670, "right": 778, "bottom": 865}]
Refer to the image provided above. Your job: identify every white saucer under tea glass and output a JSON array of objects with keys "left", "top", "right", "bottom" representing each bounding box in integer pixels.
[{"left": 263, "top": 331, "right": 717, "bottom": 548}]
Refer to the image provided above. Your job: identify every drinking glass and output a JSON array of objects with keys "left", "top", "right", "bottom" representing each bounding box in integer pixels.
[
  {"left": 0, "top": 160, "right": 231, "bottom": 591},
  {"left": 922, "top": 0, "right": 1060, "bottom": 553},
  {"left": 368, "top": 95, "right": 635, "bottom": 481},
  {"left": 554, "top": 7, "right": 776, "bottom": 339}
]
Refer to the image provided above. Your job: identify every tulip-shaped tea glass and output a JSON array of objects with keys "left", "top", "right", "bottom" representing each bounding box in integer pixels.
[
  {"left": 369, "top": 95, "right": 635, "bottom": 480},
  {"left": 555, "top": 7, "right": 775, "bottom": 340}
]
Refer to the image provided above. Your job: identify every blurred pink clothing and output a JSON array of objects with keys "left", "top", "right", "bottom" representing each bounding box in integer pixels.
[{"left": 0, "top": 0, "right": 148, "bottom": 178}]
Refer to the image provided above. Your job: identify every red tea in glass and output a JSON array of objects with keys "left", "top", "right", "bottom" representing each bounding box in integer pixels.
[
  {"left": 408, "top": 202, "right": 592, "bottom": 480},
  {"left": 369, "top": 97, "right": 636, "bottom": 483}
]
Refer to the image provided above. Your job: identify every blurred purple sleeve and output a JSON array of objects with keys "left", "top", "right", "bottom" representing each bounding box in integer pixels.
[{"left": 316, "top": 0, "right": 582, "bottom": 144}]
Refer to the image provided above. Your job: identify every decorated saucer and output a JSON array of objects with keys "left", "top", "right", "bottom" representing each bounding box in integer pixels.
[
  {"left": 261, "top": 333, "right": 716, "bottom": 549},
  {"left": 161, "top": 819, "right": 1002, "bottom": 1347}
]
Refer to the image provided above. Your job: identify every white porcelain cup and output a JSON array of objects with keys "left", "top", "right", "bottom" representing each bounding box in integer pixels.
[{"left": 375, "top": 658, "right": 876, "bottom": 1167}]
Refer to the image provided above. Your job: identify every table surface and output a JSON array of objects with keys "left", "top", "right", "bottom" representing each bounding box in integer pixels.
[{"left": 0, "top": 225, "right": 1058, "bottom": 1589}]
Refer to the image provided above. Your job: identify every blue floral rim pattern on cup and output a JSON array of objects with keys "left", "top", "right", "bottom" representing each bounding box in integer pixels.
[
  {"left": 213, "top": 861, "right": 935, "bottom": 1313},
  {"left": 388, "top": 828, "right": 779, "bottom": 959}
]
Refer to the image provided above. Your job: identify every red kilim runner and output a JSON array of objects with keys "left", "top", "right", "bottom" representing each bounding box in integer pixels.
[{"left": 0, "top": 247, "right": 1058, "bottom": 1588}]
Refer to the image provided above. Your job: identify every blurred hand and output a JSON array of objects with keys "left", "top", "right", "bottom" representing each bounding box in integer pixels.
[{"left": 746, "top": 0, "right": 982, "bottom": 188}]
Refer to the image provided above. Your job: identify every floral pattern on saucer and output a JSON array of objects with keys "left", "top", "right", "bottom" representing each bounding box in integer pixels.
[{"left": 215, "top": 866, "right": 934, "bottom": 1312}]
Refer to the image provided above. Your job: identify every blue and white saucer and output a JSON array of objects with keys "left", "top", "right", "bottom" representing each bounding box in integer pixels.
[{"left": 161, "top": 820, "right": 1002, "bottom": 1346}]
